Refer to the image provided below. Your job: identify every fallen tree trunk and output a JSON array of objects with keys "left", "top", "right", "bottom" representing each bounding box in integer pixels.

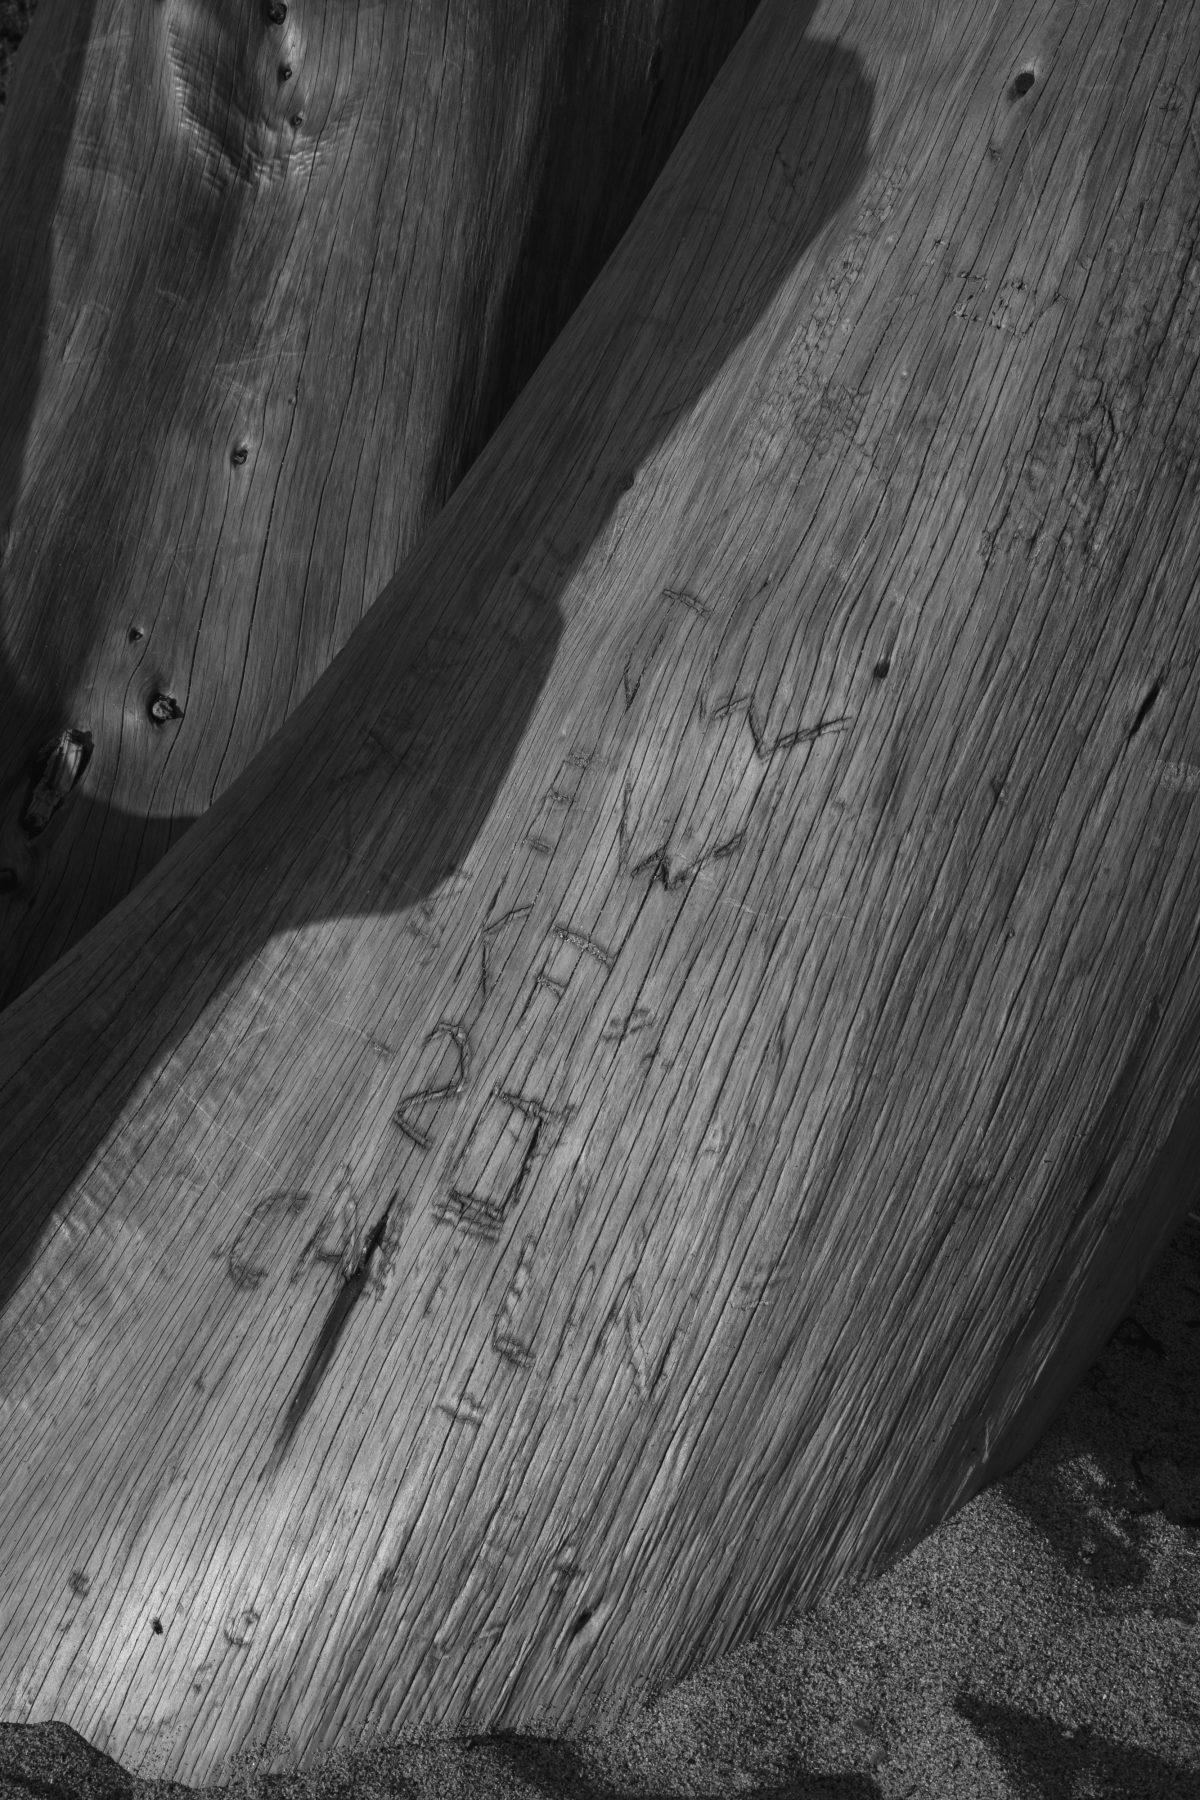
[
  {"left": 0, "top": 0, "right": 757, "bottom": 1003},
  {"left": 3, "top": 0, "right": 1200, "bottom": 1782}
]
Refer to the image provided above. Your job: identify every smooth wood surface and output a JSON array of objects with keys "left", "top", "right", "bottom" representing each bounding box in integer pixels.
[
  {"left": 0, "top": 0, "right": 757, "bottom": 1002},
  {"left": 3, "top": 0, "right": 1200, "bottom": 1782}
]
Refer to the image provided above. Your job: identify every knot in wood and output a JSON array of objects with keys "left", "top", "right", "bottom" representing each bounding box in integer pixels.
[{"left": 20, "top": 729, "right": 93, "bottom": 837}]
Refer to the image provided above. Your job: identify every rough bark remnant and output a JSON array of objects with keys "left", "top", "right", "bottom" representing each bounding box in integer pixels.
[{"left": 1, "top": 0, "right": 1199, "bottom": 1785}]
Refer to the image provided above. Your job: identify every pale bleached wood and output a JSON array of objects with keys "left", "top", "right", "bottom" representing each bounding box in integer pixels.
[
  {"left": 3, "top": 0, "right": 1200, "bottom": 1783},
  {"left": 0, "top": 0, "right": 757, "bottom": 1002}
]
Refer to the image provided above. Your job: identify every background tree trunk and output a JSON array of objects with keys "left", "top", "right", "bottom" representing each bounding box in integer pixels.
[
  {"left": 2, "top": 0, "right": 1199, "bottom": 1784},
  {"left": 0, "top": 0, "right": 758, "bottom": 1002}
]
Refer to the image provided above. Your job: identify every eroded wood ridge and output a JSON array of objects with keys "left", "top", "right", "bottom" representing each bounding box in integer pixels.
[{"left": 1, "top": 0, "right": 1199, "bottom": 1785}]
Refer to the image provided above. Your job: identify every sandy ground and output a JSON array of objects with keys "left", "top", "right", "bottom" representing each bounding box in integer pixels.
[
  {"left": 2, "top": 1208, "right": 1198, "bottom": 1800},
  {"left": 2, "top": 2, "right": 1199, "bottom": 1793}
]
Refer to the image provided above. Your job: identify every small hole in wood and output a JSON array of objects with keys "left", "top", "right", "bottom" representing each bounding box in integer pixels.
[
  {"left": 872, "top": 657, "right": 891, "bottom": 679},
  {"left": 278, "top": 63, "right": 292, "bottom": 82},
  {"left": 570, "top": 1608, "right": 595, "bottom": 1639},
  {"left": 148, "top": 693, "right": 184, "bottom": 725},
  {"left": 263, "top": 1, "right": 287, "bottom": 23},
  {"left": 1010, "top": 68, "right": 1035, "bottom": 98},
  {"left": 0, "top": 868, "right": 19, "bottom": 895},
  {"left": 151, "top": 1618, "right": 164, "bottom": 1635},
  {"left": 290, "top": 113, "right": 304, "bottom": 130},
  {"left": 231, "top": 445, "right": 249, "bottom": 466},
  {"left": 128, "top": 624, "right": 144, "bottom": 642}
]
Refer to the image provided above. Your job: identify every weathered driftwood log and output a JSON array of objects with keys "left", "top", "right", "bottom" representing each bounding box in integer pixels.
[
  {"left": 3, "top": 0, "right": 1200, "bottom": 1782},
  {"left": 0, "top": 0, "right": 757, "bottom": 1003}
]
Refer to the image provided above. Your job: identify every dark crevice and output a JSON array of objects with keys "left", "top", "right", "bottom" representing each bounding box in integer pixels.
[
  {"left": 1127, "top": 679, "right": 1161, "bottom": 740},
  {"left": 261, "top": 1196, "right": 394, "bottom": 1476}
]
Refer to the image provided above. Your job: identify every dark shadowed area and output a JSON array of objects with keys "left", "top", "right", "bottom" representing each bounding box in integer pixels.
[{"left": 0, "top": 0, "right": 765, "bottom": 1004}]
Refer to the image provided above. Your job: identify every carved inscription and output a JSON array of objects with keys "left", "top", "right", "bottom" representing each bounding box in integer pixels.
[
  {"left": 225, "top": 1191, "right": 309, "bottom": 1292},
  {"left": 492, "top": 1236, "right": 538, "bottom": 1369},
  {"left": 393, "top": 1022, "right": 472, "bottom": 1150},
  {"left": 480, "top": 904, "right": 534, "bottom": 1005},
  {"left": 618, "top": 584, "right": 853, "bottom": 885},
  {"left": 524, "top": 750, "right": 594, "bottom": 858},
  {"left": 354, "top": 561, "right": 854, "bottom": 1373}
]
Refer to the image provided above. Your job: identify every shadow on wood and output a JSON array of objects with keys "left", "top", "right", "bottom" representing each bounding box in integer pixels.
[
  {"left": 0, "top": 2, "right": 870, "bottom": 1311},
  {"left": 0, "top": 0, "right": 767, "bottom": 1002}
]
